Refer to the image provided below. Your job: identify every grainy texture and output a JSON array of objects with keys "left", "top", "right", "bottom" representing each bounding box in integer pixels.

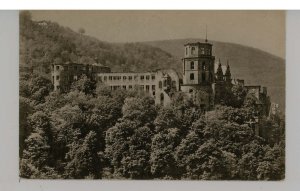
[{"left": 19, "top": 10, "right": 285, "bottom": 180}]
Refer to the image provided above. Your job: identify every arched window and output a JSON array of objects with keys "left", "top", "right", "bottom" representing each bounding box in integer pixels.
[
  {"left": 190, "top": 73, "right": 194, "bottom": 80},
  {"left": 160, "top": 93, "right": 164, "bottom": 105},
  {"left": 159, "top": 81, "right": 162, "bottom": 89},
  {"left": 163, "top": 80, "right": 167, "bottom": 87},
  {"left": 191, "top": 61, "right": 194, "bottom": 70}
]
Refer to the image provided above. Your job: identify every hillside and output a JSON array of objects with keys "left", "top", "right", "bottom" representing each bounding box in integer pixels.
[
  {"left": 20, "top": 12, "right": 176, "bottom": 76},
  {"left": 144, "top": 39, "right": 285, "bottom": 110},
  {"left": 20, "top": 12, "right": 285, "bottom": 109}
]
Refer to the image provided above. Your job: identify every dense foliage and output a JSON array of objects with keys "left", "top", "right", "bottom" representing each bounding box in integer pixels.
[{"left": 19, "top": 73, "right": 285, "bottom": 180}]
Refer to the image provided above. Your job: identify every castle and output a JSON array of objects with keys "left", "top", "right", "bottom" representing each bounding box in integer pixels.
[{"left": 51, "top": 40, "right": 270, "bottom": 115}]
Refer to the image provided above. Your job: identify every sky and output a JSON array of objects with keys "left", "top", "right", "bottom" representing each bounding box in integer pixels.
[{"left": 31, "top": 11, "right": 285, "bottom": 58}]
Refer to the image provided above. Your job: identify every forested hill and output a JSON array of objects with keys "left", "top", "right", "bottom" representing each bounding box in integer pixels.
[
  {"left": 20, "top": 11, "right": 285, "bottom": 109},
  {"left": 20, "top": 12, "right": 176, "bottom": 75},
  {"left": 144, "top": 39, "right": 285, "bottom": 110}
]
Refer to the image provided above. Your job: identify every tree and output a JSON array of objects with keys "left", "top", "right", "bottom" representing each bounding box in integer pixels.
[
  {"left": 105, "top": 120, "right": 137, "bottom": 178},
  {"left": 150, "top": 128, "right": 181, "bottom": 179},
  {"left": 71, "top": 75, "right": 97, "bottom": 95},
  {"left": 19, "top": 111, "right": 58, "bottom": 179},
  {"left": 121, "top": 126, "right": 153, "bottom": 179},
  {"left": 231, "top": 84, "right": 248, "bottom": 107},
  {"left": 257, "top": 144, "right": 285, "bottom": 180},
  {"left": 186, "top": 139, "right": 231, "bottom": 180},
  {"left": 122, "top": 96, "right": 157, "bottom": 126},
  {"left": 65, "top": 131, "right": 102, "bottom": 179},
  {"left": 20, "top": 132, "right": 51, "bottom": 178}
]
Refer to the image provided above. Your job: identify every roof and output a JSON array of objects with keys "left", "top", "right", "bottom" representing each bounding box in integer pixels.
[{"left": 214, "top": 62, "right": 227, "bottom": 74}]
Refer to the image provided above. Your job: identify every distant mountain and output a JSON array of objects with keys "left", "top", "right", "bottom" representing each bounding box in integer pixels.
[{"left": 143, "top": 39, "right": 285, "bottom": 110}]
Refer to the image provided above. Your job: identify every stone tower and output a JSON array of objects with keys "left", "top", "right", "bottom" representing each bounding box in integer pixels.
[{"left": 181, "top": 40, "right": 215, "bottom": 111}]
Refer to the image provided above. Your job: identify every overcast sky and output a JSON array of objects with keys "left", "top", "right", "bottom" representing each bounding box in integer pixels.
[{"left": 31, "top": 11, "right": 285, "bottom": 58}]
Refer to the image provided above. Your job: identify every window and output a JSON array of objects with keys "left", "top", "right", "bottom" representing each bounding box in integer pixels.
[
  {"left": 75, "top": 66, "right": 78, "bottom": 70},
  {"left": 140, "top": 75, "right": 144, "bottom": 80},
  {"left": 160, "top": 93, "right": 164, "bottom": 105},
  {"left": 163, "top": 80, "right": 167, "bottom": 87},
  {"left": 65, "top": 66, "right": 68, "bottom": 71},
  {"left": 189, "top": 89, "right": 193, "bottom": 93},
  {"left": 159, "top": 81, "right": 162, "bottom": 89},
  {"left": 185, "top": 47, "right": 188, "bottom": 55},
  {"left": 146, "top": 75, "right": 150, "bottom": 80},
  {"left": 141, "top": 85, "right": 144, "bottom": 90},
  {"left": 123, "top": 76, "right": 127, "bottom": 80},
  {"left": 56, "top": 75, "right": 60, "bottom": 80},
  {"left": 109, "top": 76, "right": 112, "bottom": 80},
  {"left": 202, "top": 62, "right": 206, "bottom": 70},
  {"left": 129, "top": 85, "right": 132, "bottom": 89},
  {"left": 153, "top": 91, "right": 156, "bottom": 96},
  {"left": 191, "top": 61, "right": 194, "bottom": 70},
  {"left": 190, "top": 73, "right": 194, "bottom": 80},
  {"left": 98, "top": 76, "right": 102, "bottom": 81},
  {"left": 151, "top": 75, "right": 155, "bottom": 80},
  {"left": 104, "top": 76, "right": 107, "bottom": 81},
  {"left": 129, "top": 76, "right": 132, "bottom": 80},
  {"left": 56, "top": 66, "right": 59, "bottom": 71},
  {"left": 191, "top": 47, "right": 196, "bottom": 54},
  {"left": 201, "top": 48, "right": 205, "bottom": 54},
  {"left": 206, "top": 49, "right": 210, "bottom": 55},
  {"left": 134, "top": 75, "right": 138, "bottom": 80},
  {"left": 146, "top": 85, "right": 150, "bottom": 92},
  {"left": 202, "top": 73, "right": 206, "bottom": 82},
  {"left": 123, "top": 85, "right": 126, "bottom": 89},
  {"left": 152, "top": 85, "right": 155, "bottom": 90}
]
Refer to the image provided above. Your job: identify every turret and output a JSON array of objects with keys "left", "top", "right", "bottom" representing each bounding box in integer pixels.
[
  {"left": 224, "top": 60, "right": 231, "bottom": 83},
  {"left": 216, "top": 59, "right": 224, "bottom": 81}
]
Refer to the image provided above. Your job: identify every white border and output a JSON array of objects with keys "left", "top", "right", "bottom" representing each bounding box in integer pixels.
[
  {"left": 0, "top": 10, "right": 300, "bottom": 191},
  {"left": 1, "top": 0, "right": 300, "bottom": 10}
]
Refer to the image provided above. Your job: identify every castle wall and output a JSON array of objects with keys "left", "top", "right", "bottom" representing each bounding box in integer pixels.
[{"left": 97, "top": 69, "right": 180, "bottom": 106}]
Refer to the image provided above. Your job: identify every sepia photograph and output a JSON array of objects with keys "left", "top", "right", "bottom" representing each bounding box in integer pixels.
[{"left": 19, "top": 10, "right": 285, "bottom": 180}]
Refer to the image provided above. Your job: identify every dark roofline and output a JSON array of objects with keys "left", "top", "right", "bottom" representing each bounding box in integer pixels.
[
  {"left": 184, "top": 42, "right": 213, "bottom": 46},
  {"left": 52, "top": 62, "right": 110, "bottom": 68}
]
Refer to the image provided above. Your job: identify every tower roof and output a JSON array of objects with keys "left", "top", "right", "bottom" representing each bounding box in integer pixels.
[
  {"left": 225, "top": 60, "right": 231, "bottom": 76},
  {"left": 214, "top": 61, "right": 226, "bottom": 74}
]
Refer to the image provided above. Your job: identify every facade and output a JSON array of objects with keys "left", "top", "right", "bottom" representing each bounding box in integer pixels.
[
  {"left": 96, "top": 69, "right": 180, "bottom": 106},
  {"left": 51, "top": 40, "right": 271, "bottom": 114},
  {"left": 181, "top": 41, "right": 215, "bottom": 111},
  {"left": 52, "top": 62, "right": 110, "bottom": 92},
  {"left": 244, "top": 85, "right": 271, "bottom": 117}
]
